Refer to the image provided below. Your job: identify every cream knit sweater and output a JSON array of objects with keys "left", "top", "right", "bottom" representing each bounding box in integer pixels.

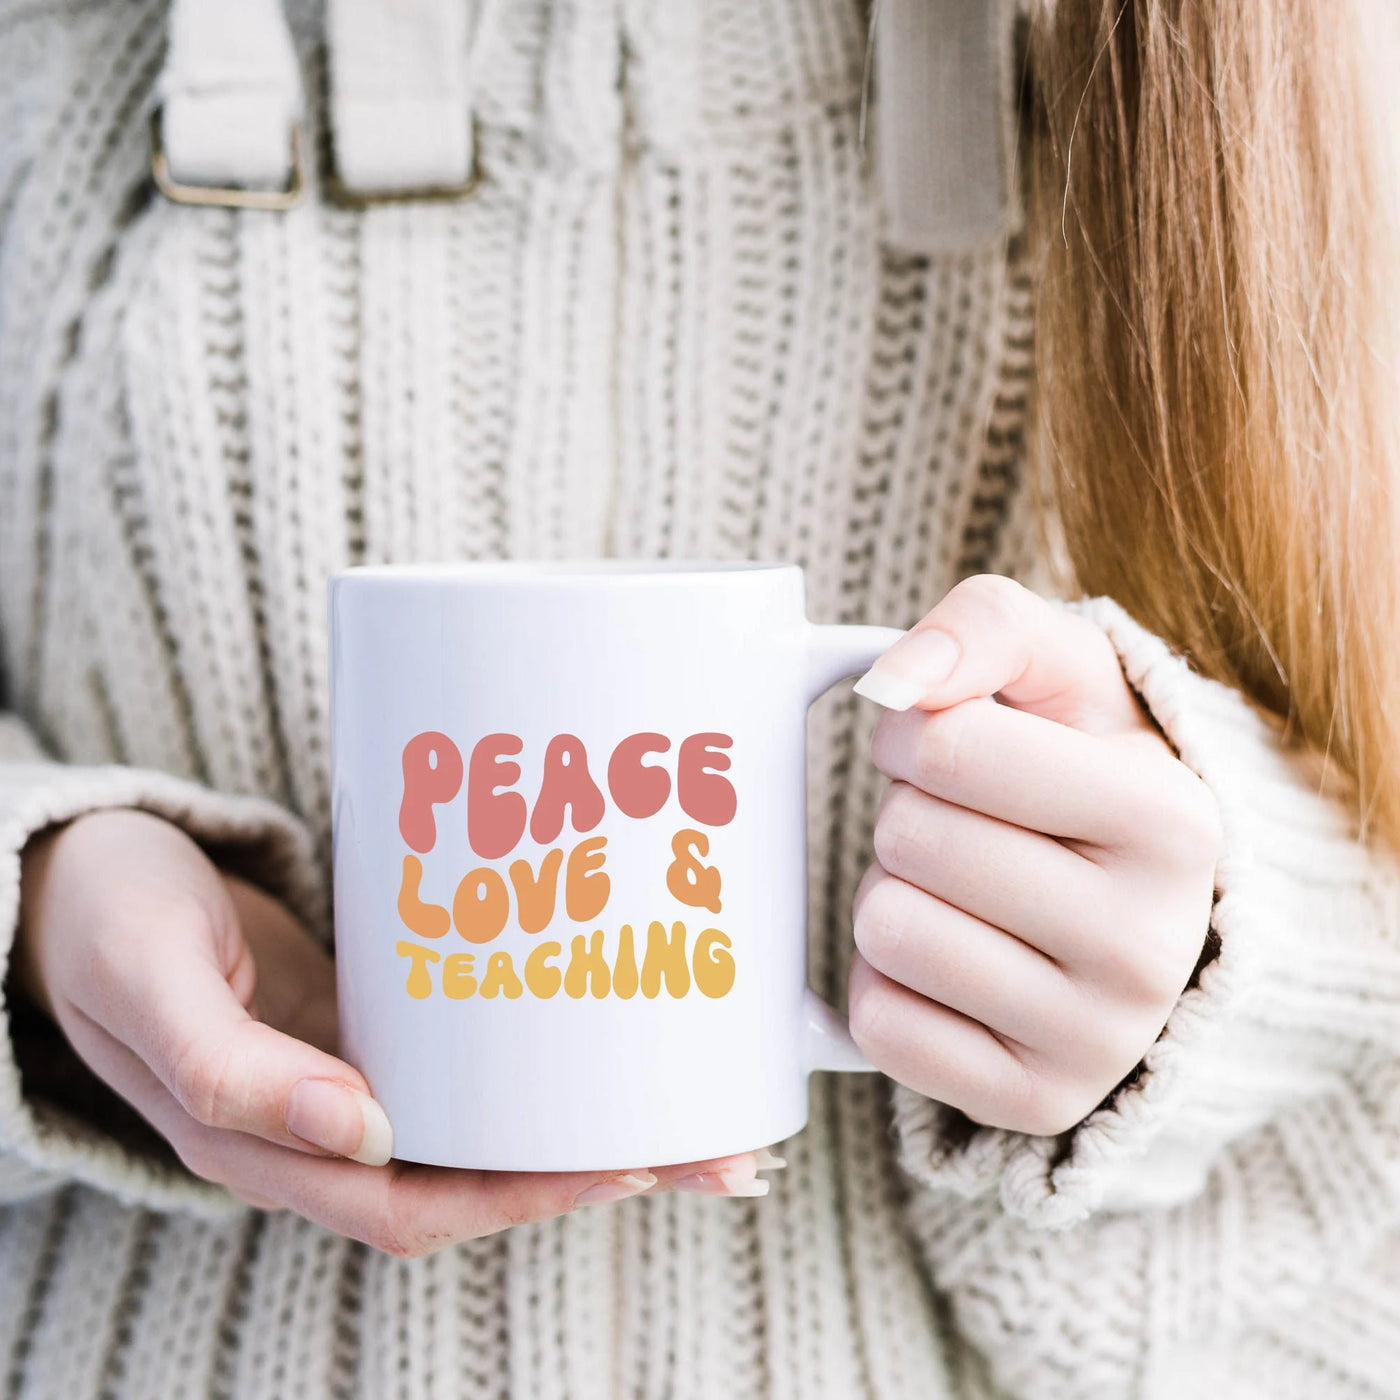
[{"left": 3, "top": 2, "right": 1400, "bottom": 1398}]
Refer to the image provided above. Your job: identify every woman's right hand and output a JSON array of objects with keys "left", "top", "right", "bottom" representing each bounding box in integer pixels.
[{"left": 14, "top": 809, "right": 767, "bottom": 1254}]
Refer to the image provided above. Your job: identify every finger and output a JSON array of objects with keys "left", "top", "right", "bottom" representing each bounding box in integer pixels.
[
  {"left": 647, "top": 1152, "right": 772, "bottom": 1196},
  {"left": 846, "top": 955, "right": 1063, "bottom": 1134},
  {"left": 852, "top": 865, "right": 1070, "bottom": 1046},
  {"left": 854, "top": 574, "right": 1151, "bottom": 735},
  {"left": 70, "top": 909, "right": 776, "bottom": 1204},
  {"left": 871, "top": 695, "right": 1184, "bottom": 848},
  {"left": 870, "top": 781, "right": 1110, "bottom": 964},
  {"left": 272, "top": 1156, "right": 654, "bottom": 1251},
  {"left": 91, "top": 1007, "right": 778, "bottom": 1231},
  {"left": 83, "top": 1031, "right": 666, "bottom": 1251},
  {"left": 68, "top": 905, "right": 393, "bottom": 1163}
]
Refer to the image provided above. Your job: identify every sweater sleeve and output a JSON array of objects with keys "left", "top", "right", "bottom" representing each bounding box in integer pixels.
[
  {"left": 892, "top": 595, "right": 1400, "bottom": 1398},
  {"left": 0, "top": 713, "right": 327, "bottom": 1218}
]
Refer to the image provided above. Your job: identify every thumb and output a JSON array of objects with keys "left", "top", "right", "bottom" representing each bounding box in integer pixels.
[
  {"left": 853, "top": 575, "right": 1149, "bottom": 735},
  {"left": 166, "top": 1004, "right": 395, "bottom": 1166},
  {"left": 96, "top": 874, "right": 393, "bottom": 1166}
]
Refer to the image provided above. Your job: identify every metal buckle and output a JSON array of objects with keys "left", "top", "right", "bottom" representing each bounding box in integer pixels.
[
  {"left": 322, "top": 116, "right": 482, "bottom": 208},
  {"left": 149, "top": 107, "right": 483, "bottom": 211},
  {"left": 149, "top": 108, "right": 307, "bottom": 211}
]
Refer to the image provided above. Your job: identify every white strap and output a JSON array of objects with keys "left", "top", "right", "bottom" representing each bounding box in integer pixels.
[
  {"left": 158, "top": 0, "right": 303, "bottom": 189},
  {"left": 326, "top": 0, "right": 476, "bottom": 194},
  {"left": 873, "top": 0, "right": 1017, "bottom": 255}
]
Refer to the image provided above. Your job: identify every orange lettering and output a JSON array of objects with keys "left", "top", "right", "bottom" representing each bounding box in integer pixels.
[
  {"left": 665, "top": 829, "right": 722, "bottom": 914},
  {"left": 452, "top": 867, "right": 510, "bottom": 944},
  {"left": 509, "top": 848, "right": 564, "bottom": 934},
  {"left": 565, "top": 836, "right": 610, "bottom": 922},
  {"left": 397, "top": 854, "right": 450, "bottom": 938}
]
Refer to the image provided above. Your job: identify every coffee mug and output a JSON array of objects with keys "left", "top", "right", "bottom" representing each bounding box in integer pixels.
[{"left": 328, "top": 561, "right": 904, "bottom": 1170}]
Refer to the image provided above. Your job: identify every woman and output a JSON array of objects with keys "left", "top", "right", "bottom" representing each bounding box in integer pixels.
[{"left": 2, "top": 0, "right": 1399, "bottom": 1395}]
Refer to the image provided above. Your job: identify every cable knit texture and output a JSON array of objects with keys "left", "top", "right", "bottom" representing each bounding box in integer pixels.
[{"left": 2, "top": 2, "right": 1399, "bottom": 1397}]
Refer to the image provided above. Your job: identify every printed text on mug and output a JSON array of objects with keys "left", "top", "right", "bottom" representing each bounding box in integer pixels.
[{"left": 392, "top": 731, "right": 739, "bottom": 1001}]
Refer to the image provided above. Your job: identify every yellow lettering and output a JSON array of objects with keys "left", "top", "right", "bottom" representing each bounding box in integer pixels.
[
  {"left": 612, "top": 923, "right": 639, "bottom": 999},
  {"left": 565, "top": 930, "right": 612, "bottom": 999},
  {"left": 443, "top": 951, "right": 478, "bottom": 999},
  {"left": 480, "top": 950, "right": 524, "bottom": 999},
  {"left": 396, "top": 940, "right": 441, "bottom": 999},
  {"left": 524, "top": 940, "right": 563, "bottom": 998},
  {"left": 641, "top": 920, "right": 691, "bottom": 998},
  {"left": 692, "top": 928, "right": 735, "bottom": 998}
]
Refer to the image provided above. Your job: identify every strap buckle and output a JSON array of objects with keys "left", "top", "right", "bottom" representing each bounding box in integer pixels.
[
  {"left": 149, "top": 107, "right": 307, "bottom": 212},
  {"left": 149, "top": 107, "right": 481, "bottom": 211},
  {"left": 323, "top": 117, "right": 482, "bottom": 208}
]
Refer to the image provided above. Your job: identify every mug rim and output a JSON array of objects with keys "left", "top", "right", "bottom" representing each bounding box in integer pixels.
[{"left": 330, "top": 559, "right": 802, "bottom": 584}]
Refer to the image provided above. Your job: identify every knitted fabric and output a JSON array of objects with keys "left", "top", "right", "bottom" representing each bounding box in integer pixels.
[{"left": 2, "top": 2, "right": 1400, "bottom": 1398}]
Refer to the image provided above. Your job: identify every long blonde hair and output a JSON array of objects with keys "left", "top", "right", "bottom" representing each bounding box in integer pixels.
[{"left": 1026, "top": 0, "right": 1400, "bottom": 853}]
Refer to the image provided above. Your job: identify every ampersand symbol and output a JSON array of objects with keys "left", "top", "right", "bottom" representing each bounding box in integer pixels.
[{"left": 665, "top": 828, "right": 723, "bottom": 914}]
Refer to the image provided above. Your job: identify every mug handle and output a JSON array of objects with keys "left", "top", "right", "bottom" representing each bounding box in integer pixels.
[{"left": 800, "top": 622, "right": 907, "bottom": 1074}]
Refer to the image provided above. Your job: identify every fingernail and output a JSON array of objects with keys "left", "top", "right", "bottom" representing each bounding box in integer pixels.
[
  {"left": 753, "top": 1147, "right": 787, "bottom": 1171},
  {"left": 670, "top": 1169, "right": 771, "bottom": 1197},
  {"left": 574, "top": 1172, "right": 658, "bottom": 1207},
  {"left": 286, "top": 1080, "right": 394, "bottom": 1166},
  {"left": 345, "top": 1091, "right": 394, "bottom": 1166},
  {"left": 853, "top": 629, "right": 960, "bottom": 710}
]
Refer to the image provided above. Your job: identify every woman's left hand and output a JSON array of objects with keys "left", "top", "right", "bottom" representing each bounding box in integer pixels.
[{"left": 848, "top": 575, "right": 1223, "bottom": 1137}]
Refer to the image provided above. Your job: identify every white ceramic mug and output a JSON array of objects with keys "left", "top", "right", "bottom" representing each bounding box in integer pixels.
[{"left": 328, "top": 561, "right": 903, "bottom": 1170}]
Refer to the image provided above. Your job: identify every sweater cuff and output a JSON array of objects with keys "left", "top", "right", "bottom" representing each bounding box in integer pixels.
[
  {"left": 0, "top": 715, "right": 325, "bottom": 1215},
  {"left": 891, "top": 594, "right": 1322, "bottom": 1229}
]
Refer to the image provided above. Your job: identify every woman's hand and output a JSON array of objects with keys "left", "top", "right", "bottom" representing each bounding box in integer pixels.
[
  {"left": 15, "top": 809, "right": 770, "bottom": 1254},
  {"left": 849, "top": 575, "right": 1223, "bottom": 1138}
]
